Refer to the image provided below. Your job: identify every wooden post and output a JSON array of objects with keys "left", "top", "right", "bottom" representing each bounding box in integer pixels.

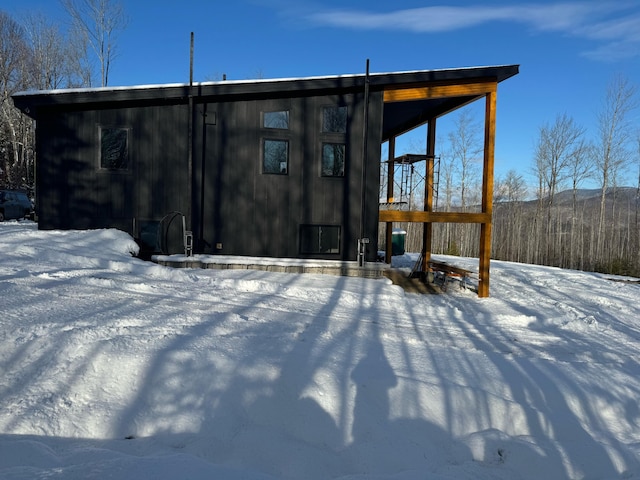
[
  {"left": 421, "top": 118, "right": 436, "bottom": 272},
  {"left": 385, "top": 137, "right": 395, "bottom": 264},
  {"left": 478, "top": 88, "right": 497, "bottom": 297}
]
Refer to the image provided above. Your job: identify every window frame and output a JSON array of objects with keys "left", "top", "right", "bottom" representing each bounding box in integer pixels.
[
  {"left": 299, "top": 224, "right": 341, "bottom": 255},
  {"left": 262, "top": 138, "right": 290, "bottom": 175},
  {"left": 98, "top": 125, "right": 131, "bottom": 172},
  {"left": 322, "top": 105, "right": 348, "bottom": 134},
  {"left": 319, "top": 104, "right": 348, "bottom": 178},
  {"left": 321, "top": 142, "right": 346, "bottom": 177},
  {"left": 262, "top": 110, "right": 290, "bottom": 130}
]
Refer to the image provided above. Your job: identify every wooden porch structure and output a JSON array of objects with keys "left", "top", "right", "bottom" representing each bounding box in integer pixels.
[{"left": 379, "top": 78, "right": 503, "bottom": 297}]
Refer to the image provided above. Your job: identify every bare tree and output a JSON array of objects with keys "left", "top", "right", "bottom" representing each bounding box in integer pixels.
[
  {"left": 0, "top": 11, "right": 31, "bottom": 188},
  {"left": 492, "top": 170, "right": 527, "bottom": 262},
  {"left": 633, "top": 131, "right": 640, "bottom": 272},
  {"left": 533, "top": 113, "right": 586, "bottom": 264},
  {"left": 594, "top": 75, "right": 638, "bottom": 263},
  {"left": 448, "top": 109, "right": 481, "bottom": 211},
  {"left": 61, "top": 0, "right": 127, "bottom": 87},
  {"left": 22, "top": 12, "right": 91, "bottom": 90},
  {"left": 566, "top": 139, "right": 593, "bottom": 269},
  {"left": 535, "top": 114, "right": 585, "bottom": 208}
]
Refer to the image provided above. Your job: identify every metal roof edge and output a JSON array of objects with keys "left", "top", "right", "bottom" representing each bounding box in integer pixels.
[
  {"left": 13, "top": 64, "right": 519, "bottom": 98},
  {"left": 12, "top": 64, "right": 519, "bottom": 114}
]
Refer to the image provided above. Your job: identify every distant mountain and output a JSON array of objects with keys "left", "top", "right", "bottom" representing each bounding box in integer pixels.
[
  {"left": 519, "top": 187, "right": 639, "bottom": 207},
  {"left": 554, "top": 187, "right": 638, "bottom": 205}
]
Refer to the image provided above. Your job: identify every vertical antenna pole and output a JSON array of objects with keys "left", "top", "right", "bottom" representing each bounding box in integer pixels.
[{"left": 189, "top": 32, "right": 194, "bottom": 85}]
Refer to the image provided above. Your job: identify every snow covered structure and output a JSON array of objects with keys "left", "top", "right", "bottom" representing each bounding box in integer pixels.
[{"left": 13, "top": 64, "right": 518, "bottom": 295}]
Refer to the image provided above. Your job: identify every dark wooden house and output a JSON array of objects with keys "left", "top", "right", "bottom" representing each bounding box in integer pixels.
[{"left": 13, "top": 64, "right": 518, "bottom": 294}]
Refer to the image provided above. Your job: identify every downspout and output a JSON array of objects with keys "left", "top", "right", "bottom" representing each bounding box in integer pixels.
[{"left": 358, "top": 59, "right": 371, "bottom": 267}]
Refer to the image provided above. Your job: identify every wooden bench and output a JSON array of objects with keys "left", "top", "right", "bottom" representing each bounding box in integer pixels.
[{"left": 426, "top": 260, "right": 473, "bottom": 291}]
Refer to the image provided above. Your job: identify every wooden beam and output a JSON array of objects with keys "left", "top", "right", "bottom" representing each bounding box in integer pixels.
[
  {"left": 384, "top": 81, "right": 497, "bottom": 103},
  {"left": 478, "top": 89, "right": 497, "bottom": 298},
  {"left": 379, "top": 210, "right": 491, "bottom": 224},
  {"left": 422, "top": 118, "right": 436, "bottom": 271}
]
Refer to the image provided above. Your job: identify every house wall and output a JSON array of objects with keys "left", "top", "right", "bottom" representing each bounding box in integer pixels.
[
  {"left": 34, "top": 89, "right": 382, "bottom": 261},
  {"left": 194, "top": 90, "right": 382, "bottom": 261},
  {"left": 36, "top": 102, "right": 189, "bottom": 232}
]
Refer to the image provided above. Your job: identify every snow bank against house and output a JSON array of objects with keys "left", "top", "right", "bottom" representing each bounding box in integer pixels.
[{"left": 1, "top": 220, "right": 640, "bottom": 480}]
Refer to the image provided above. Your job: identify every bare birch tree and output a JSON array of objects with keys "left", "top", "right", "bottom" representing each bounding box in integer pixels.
[
  {"left": 594, "top": 75, "right": 638, "bottom": 263},
  {"left": 23, "top": 12, "right": 91, "bottom": 90},
  {"left": 534, "top": 113, "right": 586, "bottom": 264},
  {"left": 448, "top": 109, "right": 481, "bottom": 212},
  {"left": 0, "top": 11, "right": 31, "bottom": 188},
  {"left": 566, "top": 140, "right": 593, "bottom": 269},
  {"left": 61, "top": 0, "right": 127, "bottom": 87}
]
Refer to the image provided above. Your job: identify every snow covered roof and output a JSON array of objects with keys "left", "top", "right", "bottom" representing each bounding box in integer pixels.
[{"left": 12, "top": 64, "right": 519, "bottom": 114}]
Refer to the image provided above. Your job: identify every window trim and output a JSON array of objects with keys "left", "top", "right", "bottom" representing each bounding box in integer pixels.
[
  {"left": 299, "top": 224, "right": 341, "bottom": 255},
  {"left": 321, "top": 142, "right": 346, "bottom": 177},
  {"left": 98, "top": 125, "right": 131, "bottom": 172},
  {"left": 262, "top": 138, "right": 290, "bottom": 175},
  {"left": 321, "top": 105, "right": 348, "bottom": 134},
  {"left": 262, "top": 110, "right": 290, "bottom": 130}
]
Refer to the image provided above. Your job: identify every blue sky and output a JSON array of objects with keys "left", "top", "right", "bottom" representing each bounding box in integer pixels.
[{"left": 7, "top": 0, "right": 640, "bottom": 188}]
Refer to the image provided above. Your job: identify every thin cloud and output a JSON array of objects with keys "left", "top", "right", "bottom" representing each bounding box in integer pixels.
[
  {"left": 575, "top": 12, "right": 640, "bottom": 61},
  {"left": 303, "top": 2, "right": 640, "bottom": 61}
]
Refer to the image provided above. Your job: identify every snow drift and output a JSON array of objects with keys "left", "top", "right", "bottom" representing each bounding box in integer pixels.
[{"left": 1, "top": 221, "right": 639, "bottom": 479}]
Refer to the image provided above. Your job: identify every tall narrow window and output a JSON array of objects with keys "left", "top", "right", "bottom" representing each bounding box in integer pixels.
[
  {"left": 321, "top": 143, "right": 345, "bottom": 177},
  {"left": 100, "top": 127, "right": 129, "bottom": 170},
  {"left": 263, "top": 139, "right": 289, "bottom": 174}
]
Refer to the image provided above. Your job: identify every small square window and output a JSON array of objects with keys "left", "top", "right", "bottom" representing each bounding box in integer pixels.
[
  {"left": 322, "top": 106, "right": 347, "bottom": 133},
  {"left": 100, "top": 127, "right": 129, "bottom": 170},
  {"left": 300, "top": 225, "right": 341, "bottom": 254},
  {"left": 263, "top": 139, "right": 289, "bottom": 174},
  {"left": 263, "top": 110, "right": 289, "bottom": 129},
  {"left": 322, "top": 143, "right": 345, "bottom": 177}
]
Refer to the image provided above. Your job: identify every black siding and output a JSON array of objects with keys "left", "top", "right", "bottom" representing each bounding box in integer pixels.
[
  {"left": 33, "top": 87, "right": 382, "bottom": 261},
  {"left": 36, "top": 103, "right": 190, "bottom": 237},
  {"left": 194, "top": 90, "right": 382, "bottom": 261}
]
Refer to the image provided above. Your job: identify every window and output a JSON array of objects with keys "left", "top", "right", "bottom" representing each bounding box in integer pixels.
[
  {"left": 322, "top": 106, "right": 347, "bottom": 133},
  {"left": 263, "top": 110, "right": 289, "bottom": 129},
  {"left": 320, "top": 105, "right": 347, "bottom": 176},
  {"left": 322, "top": 143, "right": 345, "bottom": 177},
  {"left": 100, "top": 127, "right": 129, "bottom": 170},
  {"left": 263, "top": 139, "right": 289, "bottom": 174},
  {"left": 300, "top": 225, "right": 341, "bottom": 254},
  {"left": 261, "top": 108, "right": 290, "bottom": 174}
]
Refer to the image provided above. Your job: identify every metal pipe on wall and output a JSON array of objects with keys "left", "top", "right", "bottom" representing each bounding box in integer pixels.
[
  {"left": 358, "top": 59, "right": 371, "bottom": 267},
  {"left": 186, "top": 32, "right": 194, "bottom": 256}
]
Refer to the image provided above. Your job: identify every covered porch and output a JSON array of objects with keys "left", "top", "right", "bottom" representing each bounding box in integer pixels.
[{"left": 378, "top": 66, "right": 518, "bottom": 297}]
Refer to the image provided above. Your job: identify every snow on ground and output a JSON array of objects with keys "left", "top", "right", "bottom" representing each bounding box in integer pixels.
[{"left": 1, "top": 220, "right": 640, "bottom": 479}]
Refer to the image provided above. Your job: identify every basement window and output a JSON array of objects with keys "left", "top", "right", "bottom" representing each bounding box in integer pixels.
[
  {"left": 300, "top": 225, "right": 341, "bottom": 254},
  {"left": 100, "top": 127, "right": 129, "bottom": 170},
  {"left": 321, "top": 143, "right": 345, "bottom": 177},
  {"left": 263, "top": 139, "right": 289, "bottom": 174}
]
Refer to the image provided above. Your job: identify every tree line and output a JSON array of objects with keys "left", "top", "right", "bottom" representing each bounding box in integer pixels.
[
  {"left": 381, "top": 76, "right": 640, "bottom": 277},
  {"left": 0, "top": 0, "right": 125, "bottom": 190}
]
